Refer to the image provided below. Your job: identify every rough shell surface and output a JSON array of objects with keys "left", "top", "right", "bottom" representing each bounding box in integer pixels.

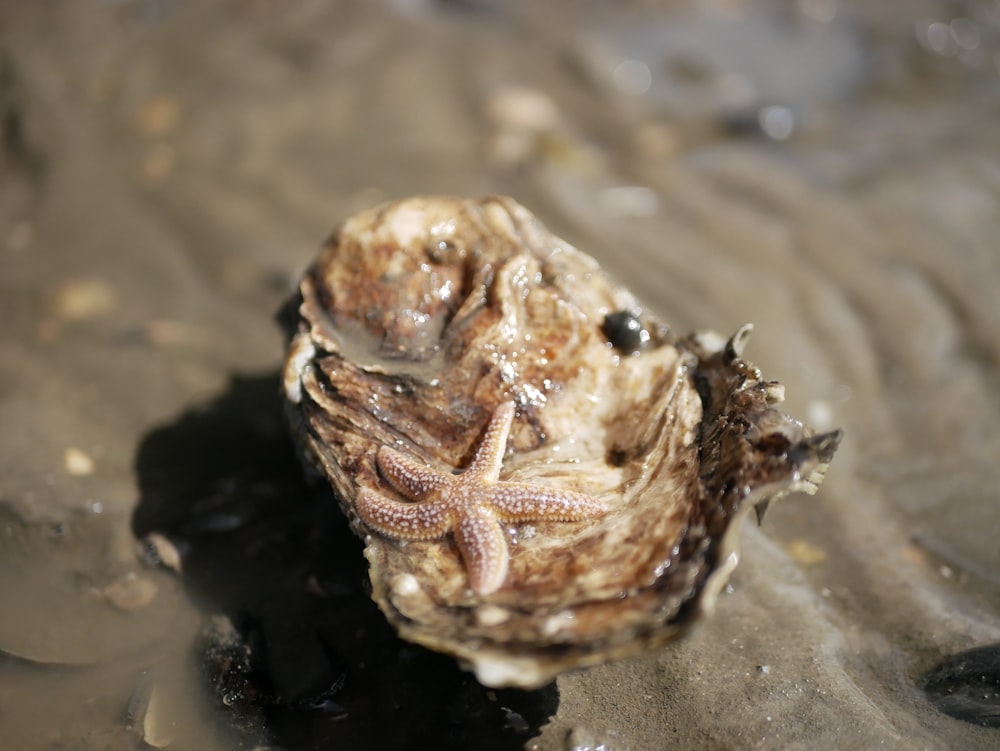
[{"left": 281, "top": 195, "right": 841, "bottom": 689}]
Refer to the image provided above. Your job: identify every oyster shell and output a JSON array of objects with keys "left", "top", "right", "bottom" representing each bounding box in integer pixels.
[{"left": 281, "top": 195, "right": 841, "bottom": 689}]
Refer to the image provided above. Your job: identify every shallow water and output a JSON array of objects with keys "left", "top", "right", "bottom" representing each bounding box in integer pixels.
[{"left": 1, "top": 1, "right": 999, "bottom": 748}]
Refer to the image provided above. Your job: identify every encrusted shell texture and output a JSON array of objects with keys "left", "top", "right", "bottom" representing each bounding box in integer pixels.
[{"left": 281, "top": 195, "right": 840, "bottom": 688}]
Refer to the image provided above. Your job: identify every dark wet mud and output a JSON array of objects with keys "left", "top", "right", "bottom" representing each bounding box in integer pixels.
[{"left": 2, "top": 1, "right": 999, "bottom": 749}]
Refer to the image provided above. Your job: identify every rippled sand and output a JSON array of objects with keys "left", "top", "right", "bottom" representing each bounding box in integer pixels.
[{"left": 1, "top": 2, "right": 998, "bottom": 749}]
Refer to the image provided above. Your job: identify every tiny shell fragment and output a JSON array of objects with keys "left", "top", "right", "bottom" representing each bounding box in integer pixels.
[{"left": 281, "top": 195, "right": 841, "bottom": 688}]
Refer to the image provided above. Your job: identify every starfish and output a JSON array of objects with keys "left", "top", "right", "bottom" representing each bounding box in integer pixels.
[{"left": 356, "top": 401, "right": 606, "bottom": 596}]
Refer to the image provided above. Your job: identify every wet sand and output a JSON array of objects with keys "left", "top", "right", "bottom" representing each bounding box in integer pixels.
[{"left": 1, "top": 1, "right": 999, "bottom": 749}]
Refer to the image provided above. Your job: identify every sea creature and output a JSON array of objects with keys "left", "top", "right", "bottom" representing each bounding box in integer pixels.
[
  {"left": 356, "top": 400, "right": 606, "bottom": 596},
  {"left": 281, "top": 195, "right": 841, "bottom": 688}
]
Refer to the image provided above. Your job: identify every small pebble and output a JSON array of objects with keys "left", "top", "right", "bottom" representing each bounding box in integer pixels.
[
  {"left": 758, "top": 104, "right": 796, "bottom": 141},
  {"left": 484, "top": 85, "right": 560, "bottom": 131},
  {"left": 53, "top": 278, "right": 116, "bottom": 320},
  {"left": 64, "top": 447, "right": 95, "bottom": 476},
  {"left": 612, "top": 59, "right": 652, "bottom": 96},
  {"left": 104, "top": 572, "right": 159, "bottom": 611}
]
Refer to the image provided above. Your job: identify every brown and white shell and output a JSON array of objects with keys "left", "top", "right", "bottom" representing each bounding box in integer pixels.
[{"left": 281, "top": 195, "right": 841, "bottom": 689}]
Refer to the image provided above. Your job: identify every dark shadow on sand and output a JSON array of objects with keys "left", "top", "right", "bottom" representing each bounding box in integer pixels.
[{"left": 133, "top": 372, "right": 557, "bottom": 750}]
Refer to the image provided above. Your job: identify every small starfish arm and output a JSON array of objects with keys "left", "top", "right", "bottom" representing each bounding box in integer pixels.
[
  {"left": 465, "top": 401, "right": 517, "bottom": 479},
  {"left": 377, "top": 445, "right": 453, "bottom": 500},
  {"left": 356, "top": 487, "right": 453, "bottom": 541},
  {"left": 490, "top": 483, "right": 607, "bottom": 522},
  {"left": 455, "top": 507, "right": 510, "bottom": 596}
]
